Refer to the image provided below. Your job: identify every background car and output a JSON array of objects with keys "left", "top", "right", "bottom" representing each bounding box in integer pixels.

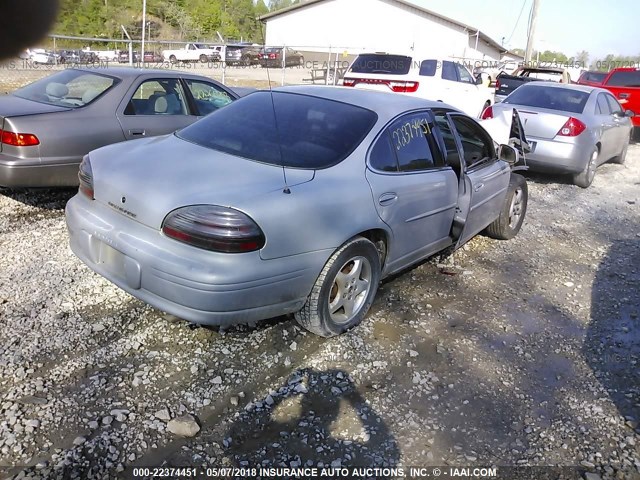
[
  {"left": 576, "top": 70, "right": 607, "bottom": 87},
  {"left": 0, "top": 67, "right": 243, "bottom": 188},
  {"left": 260, "top": 47, "right": 305, "bottom": 68},
  {"left": 66, "top": 86, "right": 527, "bottom": 339},
  {"left": 225, "top": 44, "right": 262, "bottom": 66},
  {"left": 343, "top": 53, "right": 493, "bottom": 118},
  {"left": 481, "top": 82, "right": 633, "bottom": 187}
]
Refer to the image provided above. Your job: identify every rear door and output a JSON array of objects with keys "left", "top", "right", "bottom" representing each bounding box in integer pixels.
[
  {"left": 604, "top": 92, "right": 632, "bottom": 149},
  {"left": 365, "top": 110, "right": 458, "bottom": 272},
  {"left": 445, "top": 113, "right": 511, "bottom": 247},
  {"left": 116, "top": 77, "right": 197, "bottom": 140}
]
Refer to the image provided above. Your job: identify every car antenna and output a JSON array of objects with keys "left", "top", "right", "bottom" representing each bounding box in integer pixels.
[{"left": 260, "top": 20, "right": 291, "bottom": 194}]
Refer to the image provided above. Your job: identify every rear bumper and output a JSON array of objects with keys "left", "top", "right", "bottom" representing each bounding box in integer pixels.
[
  {"left": 65, "top": 195, "right": 330, "bottom": 326},
  {"left": 0, "top": 153, "right": 80, "bottom": 187},
  {"left": 523, "top": 137, "right": 592, "bottom": 174}
]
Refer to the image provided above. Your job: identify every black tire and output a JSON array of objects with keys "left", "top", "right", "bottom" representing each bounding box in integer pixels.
[
  {"left": 573, "top": 146, "right": 598, "bottom": 188},
  {"left": 294, "top": 237, "right": 381, "bottom": 337},
  {"left": 611, "top": 134, "right": 631, "bottom": 165},
  {"left": 299, "top": 56, "right": 304, "bottom": 66},
  {"left": 485, "top": 174, "right": 528, "bottom": 240},
  {"left": 169, "top": 55, "right": 177, "bottom": 64},
  {"left": 199, "top": 54, "right": 208, "bottom": 63}
]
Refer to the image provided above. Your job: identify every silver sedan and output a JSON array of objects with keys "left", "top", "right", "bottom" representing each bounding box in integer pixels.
[
  {"left": 0, "top": 67, "right": 241, "bottom": 188},
  {"left": 481, "top": 82, "right": 633, "bottom": 187},
  {"left": 66, "top": 86, "right": 527, "bottom": 337}
]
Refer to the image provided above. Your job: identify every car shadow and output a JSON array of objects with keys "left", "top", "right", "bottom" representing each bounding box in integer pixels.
[
  {"left": 519, "top": 170, "right": 575, "bottom": 186},
  {"left": 584, "top": 239, "right": 640, "bottom": 430},
  {"left": 0, "top": 186, "right": 77, "bottom": 210},
  {"left": 223, "top": 367, "right": 400, "bottom": 467}
]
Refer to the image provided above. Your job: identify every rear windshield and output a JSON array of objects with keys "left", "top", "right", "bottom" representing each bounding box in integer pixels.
[
  {"left": 607, "top": 70, "right": 640, "bottom": 87},
  {"left": 13, "top": 69, "right": 117, "bottom": 108},
  {"left": 504, "top": 85, "right": 589, "bottom": 114},
  {"left": 178, "top": 91, "right": 378, "bottom": 169},
  {"left": 350, "top": 54, "right": 412, "bottom": 75},
  {"left": 580, "top": 71, "right": 606, "bottom": 83}
]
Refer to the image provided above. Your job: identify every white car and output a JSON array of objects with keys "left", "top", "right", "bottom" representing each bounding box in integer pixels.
[
  {"left": 27, "top": 48, "right": 56, "bottom": 64},
  {"left": 343, "top": 53, "right": 493, "bottom": 117}
]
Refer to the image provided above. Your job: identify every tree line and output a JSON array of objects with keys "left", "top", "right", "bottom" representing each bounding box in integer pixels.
[{"left": 54, "top": 0, "right": 304, "bottom": 45}]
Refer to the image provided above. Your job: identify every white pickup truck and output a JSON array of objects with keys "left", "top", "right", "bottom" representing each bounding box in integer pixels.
[{"left": 162, "top": 43, "right": 220, "bottom": 63}]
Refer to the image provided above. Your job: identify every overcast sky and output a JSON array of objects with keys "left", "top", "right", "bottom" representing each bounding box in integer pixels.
[{"left": 410, "top": 0, "right": 640, "bottom": 61}]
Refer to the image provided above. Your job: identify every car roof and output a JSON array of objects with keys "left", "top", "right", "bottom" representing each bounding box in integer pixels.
[
  {"left": 274, "top": 85, "right": 458, "bottom": 117},
  {"left": 72, "top": 66, "right": 189, "bottom": 78}
]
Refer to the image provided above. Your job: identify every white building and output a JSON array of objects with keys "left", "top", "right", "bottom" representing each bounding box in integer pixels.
[{"left": 261, "top": 0, "right": 518, "bottom": 62}]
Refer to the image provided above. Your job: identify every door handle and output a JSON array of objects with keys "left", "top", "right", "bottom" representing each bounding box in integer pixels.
[
  {"left": 474, "top": 183, "right": 485, "bottom": 192},
  {"left": 129, "top": 129, "right": 146, "bottom": 136},
  {"left": 378, "top": 193, "right": 398, "bottom": 206}
]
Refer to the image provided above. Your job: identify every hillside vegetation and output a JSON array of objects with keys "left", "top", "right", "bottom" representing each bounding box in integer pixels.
[{"left": 54, "top": 0, "right": 302, "bottom": 44}]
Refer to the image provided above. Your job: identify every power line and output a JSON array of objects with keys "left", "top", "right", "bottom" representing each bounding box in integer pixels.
[{"left": 506, "top": 0, "right": 529, "bottom": 45}]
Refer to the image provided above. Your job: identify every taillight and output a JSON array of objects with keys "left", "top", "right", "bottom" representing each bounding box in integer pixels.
[
  {"left": 556, "top": 117, "right": 586, "bottom": 137},
  {"left": 0, "top": 129, "right": 40, "bottom": 146},
  {"left": 269, "top": 53, "right": 276, "bottom": 59},
  {"left": 480, "top": 106, "right": 494, "bottom": 119},
  {"left": 343, "top": 78, "right": 356, "bottom": 87},
  {"left": 78, "top": 155, "right": 94, "bottom": 199},
  {"left": 389, "top": 81, "right": 419, "bottom": 93},
  {"left": 495, "top": 78, "right": 501, "bottom": 90},
  {"left": 162, "top": 205, "right": 265, "bottom": 253}
]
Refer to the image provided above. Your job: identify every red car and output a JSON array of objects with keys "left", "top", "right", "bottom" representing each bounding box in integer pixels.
[
  {"left": 576, "top": 70, "right": 607, "bottom": 87},
  {"left": 598, "top": 68, "right": 640, "bottom": 128}
]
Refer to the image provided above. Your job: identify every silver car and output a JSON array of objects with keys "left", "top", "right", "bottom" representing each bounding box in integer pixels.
[
  {"left": 0, "top": 67, "right": 241, "bottom": 188},
  {"left": 66, "top": 87, "right": 527, "bottom": 337},
  {"left": 482, "top": 82, "right": 633, "bottom": 188}
]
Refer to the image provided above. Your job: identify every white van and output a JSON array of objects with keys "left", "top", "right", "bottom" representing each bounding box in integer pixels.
[{"left": 343, "top": 53, "right": 493, "bottom": 118}]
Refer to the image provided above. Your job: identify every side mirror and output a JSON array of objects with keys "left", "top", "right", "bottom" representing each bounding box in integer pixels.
[
  {"left": 497, "top": 144, "right": 519, "bottom": 165},
  {"left": 625, "top": 110, "right": 635, "bottom": 118}
]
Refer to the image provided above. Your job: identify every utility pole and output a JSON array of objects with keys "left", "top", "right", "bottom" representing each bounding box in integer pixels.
[
  {"left": 524, "top": 0, "right": 540, "bottom": 64},
  {"left": 141, "top": 0, "right": 147, "bottom": 61}
]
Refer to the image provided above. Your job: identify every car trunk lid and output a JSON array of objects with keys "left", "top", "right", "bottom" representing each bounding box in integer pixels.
[
  {"left": 90, "top": 134, "right": 314, "bottom": 230},
  {"left": 0, "top": 95, "right": 70, "bottom": 153},
  {"left": 490, "top": 104, "right": 573, "bottom": 140}
]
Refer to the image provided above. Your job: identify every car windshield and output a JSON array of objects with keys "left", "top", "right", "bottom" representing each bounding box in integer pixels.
[
  {"left": 13, "top": 69, "right": 117, "bottom": 108},
  {"left": 349, "top": 54, "right": 413, "bottom": 75},
  {"left": 178, "top": 91, "right": 378, "bottom": 169},
  {"left": 504, "top": 85, "right": 590, "bottom": 114}
]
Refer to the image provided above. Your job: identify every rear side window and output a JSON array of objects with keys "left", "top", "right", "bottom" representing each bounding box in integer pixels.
[
  {"left": 370, "top": 134, "right": 398, "bottom": 172},
  {"left": 178, "top": 91, "right": 377, "bottom": 169},
  {"left": 581, "top": 71, "right": 606, "bottom": 83},
  {"left": 419, "top": 60, "right": 437, "bottom": 77},
  {"left": 596, "top": 94, "right": 611, "bottom": 115},
  {"left": 389, "top": 113, "right": 443, "bottom": 171},
  {"left": 350, "top": 54, "right": 412, "bottom": 75},
  {"left": 504, "top": 85, "right": 589, "bottom": 114},
  {"left": 607, "top": 70, "right": 640, "bottom": 87},
  {"left": 442, "top": 61, "right": 458, "bottom": 81}
]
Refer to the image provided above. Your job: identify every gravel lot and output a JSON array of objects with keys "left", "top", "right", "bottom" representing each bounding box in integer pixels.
[{"left": 0, "top": 137, "right": 639, "bottom": 478}]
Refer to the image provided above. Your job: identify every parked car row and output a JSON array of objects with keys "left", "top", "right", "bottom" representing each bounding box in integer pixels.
[{"left": 0, "top": 59, "right": 633, "bottom": 339}]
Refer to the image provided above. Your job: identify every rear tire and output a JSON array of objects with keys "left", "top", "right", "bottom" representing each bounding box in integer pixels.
[
  {"left": 199, "top": 54, "right": 208, "bottom": 63},
  {"left": 169, "top": 55, "right": 177, "bottom": 64},
  {"left": 485, "top": 174, "right": 528, "bottom": 240},
  {"left": 573, "top": 147, "right": 598, "bottom": 188},
  {"left": 294, "top": 237, "right": 381, "bottom": 337}
]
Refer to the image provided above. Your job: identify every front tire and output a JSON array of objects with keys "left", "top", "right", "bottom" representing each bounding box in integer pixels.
[
  {"left": 294, "top": 237, "right": 381, "bottom": 337},
  {"left": 573, "top": 147, "right": 598, "bottom": 188},
  {"left": 611, "top": 133, "right": 631, "bottom": 165},
  {"left": 169, "top": 55, "right": 177, "bottom": 64},
  {"left": 485, "top": 174, "right": 528, "bottom": 240}
]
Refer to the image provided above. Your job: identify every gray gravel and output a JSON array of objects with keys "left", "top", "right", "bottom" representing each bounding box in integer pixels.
[{"left": 0, "top": 144, "right": 639, "bottom": 479}]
